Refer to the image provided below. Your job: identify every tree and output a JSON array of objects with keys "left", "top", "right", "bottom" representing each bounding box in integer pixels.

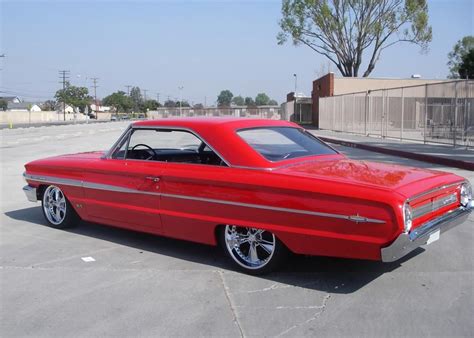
[
  {"left": 245, "top": 97, "right": 256, "bottom": 107},
  {"left": 129, "top": 86, "right": 142, "bottom": 112},
  {"left": 217, "top": 90, "right": 233, "bottom": 107},
  {"left": 194, "top": 103, "right": 204, "bottom": 109},
  {"left": 447, "top": 36, "right": 474, "bottom": 78},
  {"left": 102, "top": 91, "right": 133, "bottom": 112},
  {"left": 232, "top": 95, "right": 245, "bottom": 106},
  {"left": 458, "top": 49, "right": 474, "bottom": 79},
  {"left": 41, "top": 100, "right": 56, "bottom": 111},
  {"left": 142, "top": 99, "right": 160, "bottom": 111},
  {"left": 164, "top": 99, "right": 177, "bottom": 107},
  {"left": 255, "top": 93, "right": 270, "bottom": 106},
  {"left": 278, "top": 0, "right": 432, "bottom": 77},
  {"left": 176, "top": 101, "right": 190, "bottom": 108},
  {"left": 55, "top": 82, "right": 91, "bottom": 113},
  {"left": 268, "top": 99, "right": 279, "bottom": 106},
  {"left": 0, "top": 99, "right": 7, "bottom": 111}
]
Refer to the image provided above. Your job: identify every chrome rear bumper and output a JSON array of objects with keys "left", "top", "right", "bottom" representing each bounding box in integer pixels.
[
  {"left": 381, "top": 206, "right": 472, "bottom": 262},
  {"left": 23, "top": 185, "right": 38, "bottom": 202}
]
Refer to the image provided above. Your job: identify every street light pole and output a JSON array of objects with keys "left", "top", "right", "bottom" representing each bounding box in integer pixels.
[
  {"left": 293, "top": 74, "right": 299, "bottom": 122},
  {"left": 293, "top": 73, "right": 297, "bottom": 96},
  {"left": 178, "top": 86, "right": 183, "bottom": 115}
]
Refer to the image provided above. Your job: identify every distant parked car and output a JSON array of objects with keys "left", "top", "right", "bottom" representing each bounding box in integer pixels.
[{"left": 22, "top": 118, "right": 473, "bottom": 274}]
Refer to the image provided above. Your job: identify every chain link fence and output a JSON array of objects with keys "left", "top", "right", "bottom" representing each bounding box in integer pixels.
[
  {"left": 319, "top": 80, "right": 474, "bottom": 147},
  {"left": 148, "top": 106, "right": 282, "bottom": 120}
]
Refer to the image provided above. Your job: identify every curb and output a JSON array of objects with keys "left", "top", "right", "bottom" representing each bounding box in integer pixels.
[{"left": 318, "top": 136, "right": 474, "bottom": 171}]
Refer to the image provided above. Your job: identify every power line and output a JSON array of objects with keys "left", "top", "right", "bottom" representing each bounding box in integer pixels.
[{"left": 58, "top": 70, "right": 70, "bottom": 121}]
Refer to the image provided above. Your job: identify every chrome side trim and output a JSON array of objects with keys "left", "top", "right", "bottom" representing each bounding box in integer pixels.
[
  {"left": 25, "top": 174, "right": 83, "bottom": 187},
  {"left": 83, "top": 181, "right": 160, "bottom": 196},
  {"left": 381, "top": 206, "right": 471, "bottom": 262},
  {"left": 160, "top": 193, "right": 385, "bottom": 223},
  {"left": 24, "top": 173, "right": 385, "bottom": 224},
  {"left": 24, "top": 173, "right": 160, "bottom": 196}
]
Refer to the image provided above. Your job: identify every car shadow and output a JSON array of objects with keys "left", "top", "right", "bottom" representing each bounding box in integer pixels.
[{"left": 5, "top": 207, "right": 424, "bottom": 294}]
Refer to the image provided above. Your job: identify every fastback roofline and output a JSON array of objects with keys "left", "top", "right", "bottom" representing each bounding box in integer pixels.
[{"left": 103, "top": 120, "right": 341, "bottom": 171}]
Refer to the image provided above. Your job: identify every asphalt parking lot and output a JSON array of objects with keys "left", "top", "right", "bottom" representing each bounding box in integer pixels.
[{"left": 1, "top": 122, "right": 473, "bottom": 337}]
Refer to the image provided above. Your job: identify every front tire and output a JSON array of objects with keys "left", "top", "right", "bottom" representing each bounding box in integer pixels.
[
  {"left": 220, "top": 225, "right": 287, "bottom": 275},
  {"left": 41, "top": 185, "right": 79, "bottom": 229}
]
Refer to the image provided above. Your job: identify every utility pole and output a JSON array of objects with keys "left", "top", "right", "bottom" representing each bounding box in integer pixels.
[
  {"left": 58, "top": 70, "right": 70, "bottom": 121},
  {"left": 156, "top": 93, "right": 160, "bottom": 104},
  {"left": 143, "top": 89, "right": 148, "bottom": 101},
  {"left": 125, "top": 85, "right": 132, "bottom": 96},
  {"left": 91, "top": 77, "right": 99, "bottom": 119}
]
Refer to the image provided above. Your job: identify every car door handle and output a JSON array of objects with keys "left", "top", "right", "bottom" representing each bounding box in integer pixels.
[{"left": 145, "top": 176, "right": 160, "bottom": 182}]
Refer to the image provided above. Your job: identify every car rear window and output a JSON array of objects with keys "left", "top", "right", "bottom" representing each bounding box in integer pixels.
[{"left": 237, "top": 127, "right": 337, "bottom": 161}]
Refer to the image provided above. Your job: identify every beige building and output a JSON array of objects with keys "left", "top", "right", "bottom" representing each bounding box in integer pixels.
[{"left": 311, "top": 73, "right": 453, "bottom": 127}]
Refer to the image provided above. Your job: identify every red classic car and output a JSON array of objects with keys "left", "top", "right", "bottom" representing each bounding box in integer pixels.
[{"left": 23, "top": 118, "right": 472, "bottom": 274}]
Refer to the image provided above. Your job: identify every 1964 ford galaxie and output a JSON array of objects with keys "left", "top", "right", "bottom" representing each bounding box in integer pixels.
[{"left": 23, "top": 118, "right": 472, "bottom": 274}]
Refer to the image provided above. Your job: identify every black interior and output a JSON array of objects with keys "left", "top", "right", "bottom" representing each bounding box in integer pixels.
[{"left": 115, "top": 148, "right": 226, "bottom": 166}]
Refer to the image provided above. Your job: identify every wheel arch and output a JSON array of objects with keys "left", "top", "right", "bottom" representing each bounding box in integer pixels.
[{"left": 36, "top": 184, "right": 47, "bottom": 201}]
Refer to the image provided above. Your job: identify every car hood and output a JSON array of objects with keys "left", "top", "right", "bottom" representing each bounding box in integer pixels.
[
  {"left": 276, "top": 158, "right": 464, "bottom": 199},
  {"left": 25, "top": 151, "right": 106, "bottom": 172}
]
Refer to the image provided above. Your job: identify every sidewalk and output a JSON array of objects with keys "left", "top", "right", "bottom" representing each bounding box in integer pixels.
[{"left": 309, "top": 130, "right": 474, "bottom": 171}]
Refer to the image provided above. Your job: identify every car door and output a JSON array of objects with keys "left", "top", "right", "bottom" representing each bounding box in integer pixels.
[{"left": 83, "top": 128, "right": 165, "bottom": 234}]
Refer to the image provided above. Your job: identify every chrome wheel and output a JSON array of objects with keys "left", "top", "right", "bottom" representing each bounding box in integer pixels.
[
  {"left": 43, "top": 185, "right": 67, "bottom": 225},
  {"left": 224, "top": 225, "right": 276, "bottom": 270}
]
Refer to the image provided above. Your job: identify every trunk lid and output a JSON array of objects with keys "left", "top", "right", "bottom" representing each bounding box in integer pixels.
[
  {"left": 276, "top": 157, "right": 465, "bottom": 230},
  {"left": 276, "top": 158, "right": 462, "bottom": 196}
]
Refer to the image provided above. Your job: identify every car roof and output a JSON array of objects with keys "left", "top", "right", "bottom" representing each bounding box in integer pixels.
[
  {"left": 133, "top": 117, "right": 296, "bottom": 129},
  {"left": 131, "top": 118, "right": 310, "bottom": 168}
]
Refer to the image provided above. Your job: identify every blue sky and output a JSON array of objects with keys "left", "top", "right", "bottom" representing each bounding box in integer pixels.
[{"left": 1, "top": 0, "right": 473, "bottom": 104}]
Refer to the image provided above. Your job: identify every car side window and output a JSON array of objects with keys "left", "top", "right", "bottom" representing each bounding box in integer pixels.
[{"left": 114, "top": 128, "right": 226, "bottom": 166}]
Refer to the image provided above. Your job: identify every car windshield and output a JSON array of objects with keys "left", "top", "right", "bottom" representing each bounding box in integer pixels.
[{"left": 237, "top": 127, "right": 337, "bottom": 161}]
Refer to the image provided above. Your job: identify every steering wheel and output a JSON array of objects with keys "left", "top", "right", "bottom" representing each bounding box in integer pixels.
[
  {"left": 131, "top": 143, "right": 157, "bottom": 160},
  {"left": 197, "top": 142, "right": 207, "bottom": 163}
]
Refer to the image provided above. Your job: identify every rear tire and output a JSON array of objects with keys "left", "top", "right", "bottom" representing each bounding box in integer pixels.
[
  {"left": 219, "top": 225, "right": 287, "bottom": 275},
  {"left": 41, "top": 185, "right": 79, "bottom": 229}
]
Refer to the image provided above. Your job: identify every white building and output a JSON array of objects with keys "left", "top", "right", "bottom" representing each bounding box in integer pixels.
[
  {"left": 90, "top": 103, "right": 111, "bottom": 112},
  {"left": 6, "top": 102, "right": 42, "bottom": 112}
]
